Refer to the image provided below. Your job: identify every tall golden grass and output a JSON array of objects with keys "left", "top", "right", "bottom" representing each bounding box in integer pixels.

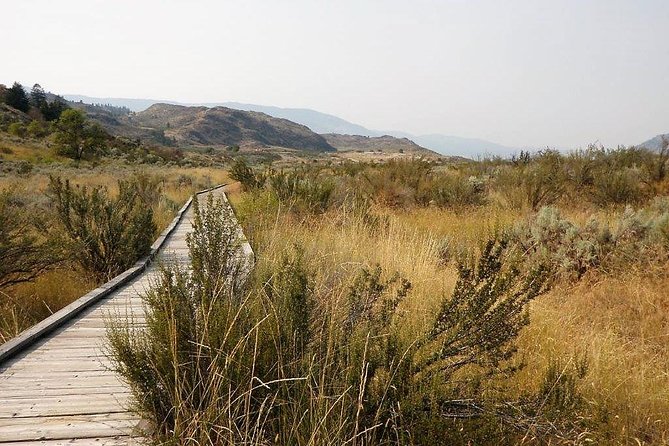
[{"left": 229, "top": 188, "right": 669, "bottom": 445}]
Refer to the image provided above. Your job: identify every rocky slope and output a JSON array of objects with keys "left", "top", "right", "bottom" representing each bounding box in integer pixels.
[{"left": 135, "top": 104, "right": 334, "bottom": 151}]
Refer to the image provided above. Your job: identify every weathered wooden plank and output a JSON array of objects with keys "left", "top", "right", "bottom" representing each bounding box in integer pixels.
[
  {"left": 0, "top": 370, "right": 118, "bottom": 381},
  {"left": 0, "top": 394, "right": 131, "bottom": 418},
  {"left": 0, "top": 437, "right": 137, "bottom": 446},
  {"left": 1, "top": 362, "right": 112, "bottom": 374},
  {"left": 0, "top": 378, "right": 125, "bottom": 390},
  {"left": 0, "top": 386, "right": 129, "bottom": 399},
  {"left": 0, "top": 413, "right": 140, "bottom": 441}
]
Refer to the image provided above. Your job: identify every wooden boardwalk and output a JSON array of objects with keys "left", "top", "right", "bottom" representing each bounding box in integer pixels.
[{"left": 0, "top": 187, "right": 248, "bottom": 445}]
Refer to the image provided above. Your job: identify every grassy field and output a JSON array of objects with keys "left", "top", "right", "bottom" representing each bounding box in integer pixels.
[{"left": 223, "top": 188, "right": 669, "bottom": 444}]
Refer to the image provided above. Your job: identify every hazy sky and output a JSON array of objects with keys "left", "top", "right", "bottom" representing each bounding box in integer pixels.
[{"left": 4, "top": 0, "right": 669, "bottom": 148}]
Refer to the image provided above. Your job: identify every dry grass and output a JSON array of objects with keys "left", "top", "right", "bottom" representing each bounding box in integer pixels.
[
  {"left": 230, "top": 187, "right": 669, "bottom": 444},
  {"left": 0, "top": 270, "right": 94, "bottom": 342},
  {"left": 515, "top": 272, "right": 669, "bottom": 444},
  {"left": 0, "top": 134, "right": 65, "bottom": 163}
]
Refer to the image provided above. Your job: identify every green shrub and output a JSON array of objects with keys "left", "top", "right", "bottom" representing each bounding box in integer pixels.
[
  {"left": 52, "top": 109, "right": 107, "bottom": 160},
  {"left": 496, "top": 150, "right": 567, "bottom": 210},
  {"left": 514, "top": 207, "right": 608, "bottom": 281},
  {"left": 49, "top": 176, "right": 156, "bottom": 280},
  {"left": 537, "top": 356, "right": 588, "bottom": 420},
  {"left": 229, "top": 158, "right": 265, "bottom": 190},
  {"left": 417, "top": 174, "right": 486, "bottom": 208},
  {"left": 417, "top": 240, "right": 549, "bottom": 381},
  {"left": 590, "top": 168, "right": 646, "bottom": 207},
  {"left": 267, "top": 169, "right": 334, "bottom": 213},
  {"left": 108, "top": 194, "right": 254, "bottom": 444},
  {"left": 7, "top": 122, "right": 26, "bottom": 138},
  {"left": 27, "top": 120, "right": 47, "bottom": 138},
  {"left": 515, "top": 205, "right": 669, "bottom": 281}
]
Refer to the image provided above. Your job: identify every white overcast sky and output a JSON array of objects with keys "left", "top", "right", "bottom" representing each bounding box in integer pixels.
[{"left": 3, "top": 0, "right": 669, "bottom": 148}]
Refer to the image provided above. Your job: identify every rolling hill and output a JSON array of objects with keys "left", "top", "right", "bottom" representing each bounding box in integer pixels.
[
  {"left": 65, "top": 94, "right": 515, "bottom": 157},
  {"left": 322, "top": 133, "right": 439, "bottom": 157},
  {"left": 133, "top": 104, "right": 334, "bottom": 151},
  {"left": 72, "top": 102, "right": 335, "bottom": 152}
]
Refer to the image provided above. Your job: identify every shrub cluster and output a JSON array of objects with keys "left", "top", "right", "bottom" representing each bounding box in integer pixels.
[
  {"left": 49, "top": 176, "right": 157, "bottom": 280},
  {"left": 513, "top": 203, "right": 669, "bottom": 281},
  {"left": 231, "top": 142, "right": 668, "bottom": 218},
  {"left": 108, "top": 197, "right": 553, "bottom": 444},
  {"left": 491, "top": 145, "right": 668, "bottom": 209}
]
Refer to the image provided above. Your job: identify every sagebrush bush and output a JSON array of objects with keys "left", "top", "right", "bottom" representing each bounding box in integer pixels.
[
  {"left": 515, "top": 204, "right": 669, "bottom": 281},
  {"left": 417, "top": 174, "right": 486, "bottom": 208},
  {"left": 49, "top": 176, "right": 156, "bottom": 280},
  {"left": 107, "top": 194, "right": 253, "bottom": 444},
  {"left": 229, "top": 158, "right": 265, "bottom": 190},
  {"left": 495, "top": 150, "right": 566, "bottom": 210},
  {"left": 590, "top": 168, "right": 646, "bottom": 207},
  {"left": 514, "top": 207, "right": 608, "bottom": 281}
]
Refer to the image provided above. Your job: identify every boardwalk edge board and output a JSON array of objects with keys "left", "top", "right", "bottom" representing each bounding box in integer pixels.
[{"left": 0, "top": 184, "right": 229, "bottom": 365}]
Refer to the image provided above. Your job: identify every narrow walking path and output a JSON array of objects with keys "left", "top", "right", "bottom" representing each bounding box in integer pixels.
[{"left": 0, "top": 187, "right": 248, "bottom": 445}]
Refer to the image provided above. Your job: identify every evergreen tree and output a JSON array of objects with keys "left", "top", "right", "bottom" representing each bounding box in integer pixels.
[
  {"left": 29, "top": 83, "right": 47, "bottom": 109},
  {"left": 5, "top": 82, "right": 29, "bottom": 112},
  {"left": 42, "top": 96, "right": 69, "bottom": 121}
]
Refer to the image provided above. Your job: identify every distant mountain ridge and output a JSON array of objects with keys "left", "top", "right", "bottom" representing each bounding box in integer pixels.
[
  {"left": 65, "top": 94, "right": 516, "bottom": 157},
  {"left": 639, "top": 133, "right": 669, "bottom": 151},
  {"left": 71, "top": 101, "right": 335, "bottom": 152}
]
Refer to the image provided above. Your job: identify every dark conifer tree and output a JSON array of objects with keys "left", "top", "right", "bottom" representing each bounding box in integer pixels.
[
  {"left": 30, "top": 83, "right": 47, "bottom": 109},
  {"left": 5, "top": 82, "right": 30, "bottom": 112}
]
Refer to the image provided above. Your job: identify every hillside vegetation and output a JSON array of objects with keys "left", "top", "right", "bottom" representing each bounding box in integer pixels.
[{"left": 322, "top": 133, "right": 440, "bottom": 157}]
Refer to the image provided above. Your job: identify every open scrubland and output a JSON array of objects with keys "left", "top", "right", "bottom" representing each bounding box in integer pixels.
[
  {"left": 2, "top": 84, "right": 669, "bottom": 444},
  {"left": 109, "top": 146, "right": 669, "bottom": 445},
  {"left": 0, "top": 131, "right": 228, "bottom": 340}
]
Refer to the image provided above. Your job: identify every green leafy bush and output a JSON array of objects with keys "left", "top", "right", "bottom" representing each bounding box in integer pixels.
[
  {"left": 26, "top": 120, "right": 47, "bottom": 138},
  {"left": 52, "top": 109, "right": 108, "bottom": 160}
]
